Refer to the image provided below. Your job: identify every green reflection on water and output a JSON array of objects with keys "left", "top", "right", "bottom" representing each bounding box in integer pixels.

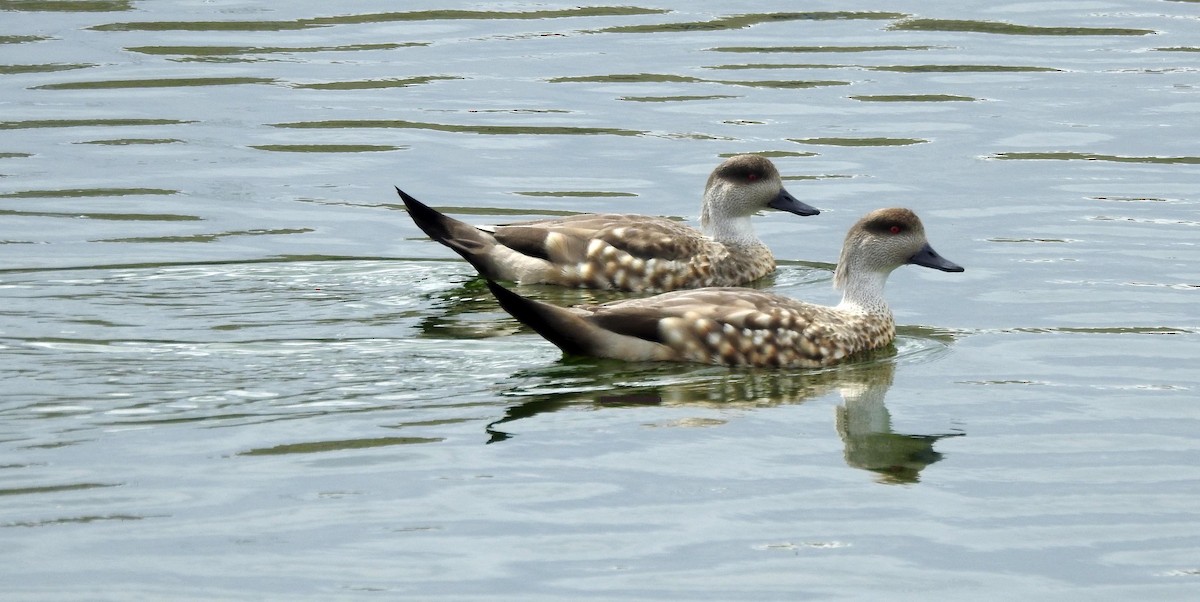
[
  {"left": 1003, "top": 326, "right": 1194, "bottom": 335},
  {"left": 551, "top": 73, "right": 848, "bottom": 88},
  {"left": 415, "top": 279, "right": 525, "bottom": 340},
  {"left": 0, "top": 255, "right": 395, "bottom": 275},
  {"left": 890, "top": 18, "right": 1155, "bottom": 36},
  {"left": 0, "top": 209, "right": 200, "bottom": 221},
  {"left": 0, "top": 152, "right": 32, "bottom": 158},
  {"left": 304, "top": 6, "right": 666, "bottom": 25},
  {"left": 0, "top": 118, "right": 192, "bottom": 129},
  {"left": 719, "top": 150, "right": 818, "bottom": 158},
  {"left": 0, "top": 0, "right": 132, "bottom": 11},
  {"left": 126, "top": 43, "right": 421, "bottom": 56},
  {"left": 0, "top": 63, "right": 95, "bottom": 74},
  {"left": 293, "top": 76, "right": 460, "bottom": 90},
  {"left": 98, "top": 228, "right": 314, "bottom": 244},
  {"left": 1156, "top": 47, "right": 1200, "bottom": 52},
  {"left": 706, "top": 63, "right": 1061, "bottom": 73},
  {"left": 1090, "top": 196, "right": 1170, "bottom": 203},
  {"left": 90, "top": 6, "right": 668, "bottom": 31},
  {"left": 271, "top": 119, "right": 644, "bottom": 137},
  {"left": 706, "top": 63, "right": 844, "bottom": 70},
  {"left": 6, "top": 515, "right": 148, "bottom": 528},
  {"left": 238, "top": 436, "right": 443, "bottom": 456},
  {"left": 551, "top": 73, "right": 704, "bottom": 84},
  {"left": 486, "top": 351, "right": 959, "bottom": 483},
  {"left": 91, "top": 20, "right": 312, "bottom": 32},
  {"left": 991, "top": 152, "right": 1200, "bottom": 164},
  {"left": 0, "top": 188, "right": 177, "bottom": 198},
  {"left": 1, "top": 35, "right": 51, "bottom": 44},
  {"left": 250, "top": 144, "right": 404, "bottom": 153},
  {"left": 77, "top": 138, "right": 182, "bottom": 145},
  {"left": 988, "top": 237, "right": 1076, "bottom": 243},
  {"left": 710, "top": 45, "right": 936, "bottom": 53},
  {"left": 513, "top": 191, "right": 638, "bottom": 198},
  {"left": 660, "top": 133, "right": 725, "bottom": 141},
  {"left": 791, "top": 137, "right": 928, "bottom": 146},
  {"left": 723, "top": 79, "right": 849, "bottom": 88},
  {"left": 620, "top": 94, "right": 740, "bottom": 102},
  {"left": 0, "top": 482, "right": 119, "bottom": 497},
  {"left": 591, "top": 11, "right": 907, "bottom": 33},
  {"left": 453, "top": 109, "right": 572, "bottom": 115},
  {"left": 34, "top": 77, "right": 275, "bottom": 90},
  {"left": 850, "top": 94, "right": 976, "bottom": 102},
  {"left": 870, "top": 64, "right": 1060, "bottom": 72}
]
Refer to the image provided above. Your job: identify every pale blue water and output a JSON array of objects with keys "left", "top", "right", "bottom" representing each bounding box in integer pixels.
[{"left": 2, "top": 2, "right": 1199, "bottom": 600}]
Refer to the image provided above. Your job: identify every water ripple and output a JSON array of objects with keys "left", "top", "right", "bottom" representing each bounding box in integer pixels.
[{"left": 890, "top": 18, "right": 1156, "bottom": 36}]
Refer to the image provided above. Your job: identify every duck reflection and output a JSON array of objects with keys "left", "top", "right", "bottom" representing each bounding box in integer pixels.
[
  {"left": 414, "top": 278, "right": 637, "bottom": 340},
  {"left": 414, "top": 270, "right": 960, "bottom": 483},
  {"left": 832, "top": 361, "right": 962, "bottom": 484},
  {"left": 487, "top": 352, "right": 961, "bottom": 484},
  {"left": 412, "top": 267, "right": 803, "bottom": 340}
]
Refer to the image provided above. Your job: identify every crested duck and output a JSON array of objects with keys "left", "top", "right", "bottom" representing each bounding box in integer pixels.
[
  {"left": 397, "top": 154, "right": 819, "bottom": 292},
  {"left": 484, "top": 207, "right": 963, "bottom": 368}
]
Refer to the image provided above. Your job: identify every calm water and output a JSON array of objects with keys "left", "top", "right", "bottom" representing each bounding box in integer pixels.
[{"left": 2, "top": 1, "right": 1199, "bottom": 599}]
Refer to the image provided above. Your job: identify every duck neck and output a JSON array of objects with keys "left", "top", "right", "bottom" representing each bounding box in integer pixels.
[
  {"left": 700, "top": 191, "right": 758, "bottom": 245},
  {"left": 835, "top": 268, "right": 892, "bottom": 316}
]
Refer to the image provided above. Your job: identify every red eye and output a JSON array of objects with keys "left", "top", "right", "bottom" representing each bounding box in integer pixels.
[
  {"left": 889, "top": 225, "right": 902, "bottom": 234},
  {"left": 747, "top": 173, "right": 759, "bottom": 181}
]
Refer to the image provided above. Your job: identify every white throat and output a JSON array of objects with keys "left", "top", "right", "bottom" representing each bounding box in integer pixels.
[
  {"left": 835, "top": 268, "right": 891, "bottom": 314},
  {"left": 700, "top": 190, "right": 760, "bottom": 245},
  {"left": 701, "top": 213, "right": 758, "bottom": 244}
]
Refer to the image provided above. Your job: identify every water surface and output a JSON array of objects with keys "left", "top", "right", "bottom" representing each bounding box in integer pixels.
[{"left": 2, "top": 1, "right": 1199, "bottom": 599}]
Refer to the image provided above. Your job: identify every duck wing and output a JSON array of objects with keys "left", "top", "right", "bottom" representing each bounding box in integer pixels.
[
  {"left": 486, "top": 282, "right": 890, "bottom": 367},
  {"left": 582, "top": 288, "right": 864, "bottom": 366},
  {"left": 583, "top": 288, "right": 817, "bottom": 340},
  {"left": 493, "top": 214, "right": 709, "bottom": 264}
]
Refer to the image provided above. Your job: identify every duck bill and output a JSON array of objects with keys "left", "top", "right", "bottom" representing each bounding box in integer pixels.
[
  {"left": 768, "top": 188, "right": 820, "bottom": 217},
  {"left": 908, "top": 243, "right": 964, "bottom": 272}
]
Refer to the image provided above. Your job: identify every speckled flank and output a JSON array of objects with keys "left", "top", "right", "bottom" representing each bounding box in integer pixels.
[
  {"left": 549, "top": 238, "right": 776, "bottom": 292},
  {"left": 658, "top": 306, "right": 894, "bottom": 368},
  {"left": 590, "top": 288, "right": 895, "bottom": 368}
]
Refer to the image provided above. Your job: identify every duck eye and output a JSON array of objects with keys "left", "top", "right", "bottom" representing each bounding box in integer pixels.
[
  {"left": 889, "top": 225, "right": 902, "bottom": 234},
  {"left": 746, "top": 172, "right": 759, "bottom": 182}
]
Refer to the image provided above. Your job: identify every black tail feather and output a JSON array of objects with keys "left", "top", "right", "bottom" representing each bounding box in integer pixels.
[
  {"left": 395, "top": 186, "right": 457, "bottom": 243},
  {"left": 396, "top": 186, "right": 496, "bottom": 277},
  {"left": 485, "top": 280, "right": 591, "bottom": 356}
]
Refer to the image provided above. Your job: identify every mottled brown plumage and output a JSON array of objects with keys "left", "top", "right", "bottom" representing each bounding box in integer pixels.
[
  {"left": 485, "top": 208, "right": 964, "bottom": 368},
  {"left": 585, "top": 287, "right": 895, "bottom": 367},
  {"left": 398, "top": 154, "right": 819, "bottom": 292}
]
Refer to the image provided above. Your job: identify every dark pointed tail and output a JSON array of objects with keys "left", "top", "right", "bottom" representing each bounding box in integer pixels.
[
  {"left": 396, "top": 187, "right": 497, "bottom": 277},
  {"left": 485, "top": 280, "right": 593, "bottom": 356}
]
